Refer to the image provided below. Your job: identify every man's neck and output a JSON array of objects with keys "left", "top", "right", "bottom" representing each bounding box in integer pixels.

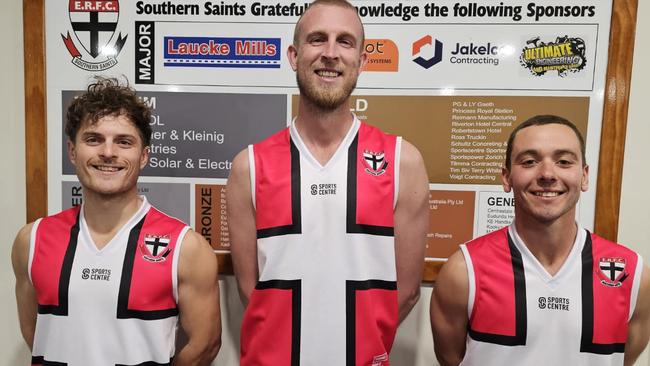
[
  {"left": 82, "top": 190, "right": 142, "bottom": 248},
  {"left": 513, "top": 211, "right": 578, "bottom": 276},
  {"left": 294, "top": 98, "right": 354, "bottom": 165}
]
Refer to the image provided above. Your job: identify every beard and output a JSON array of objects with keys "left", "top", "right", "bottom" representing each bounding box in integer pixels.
[{"left": 296, "top": 69, "right": 358, "bottom": 110}]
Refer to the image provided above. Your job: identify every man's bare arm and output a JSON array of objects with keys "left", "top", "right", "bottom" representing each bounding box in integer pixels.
[
  {"left": 624, "top": 265, "right": 650, "bottom": 366},
  {"left": 227, "top": 148, "right": 258, "bottom": 307},
  {"left": 173, "top": 230, "right": 221, "bottom": 365},
  {"left": 11, "top": 223, "right": 37, "bottom": 350},
  {"left": 394, "top": 140, "right": 429, "bottom": 323},
  {"left": 430, "top": 250, "right": 470, "bottom": 366}
]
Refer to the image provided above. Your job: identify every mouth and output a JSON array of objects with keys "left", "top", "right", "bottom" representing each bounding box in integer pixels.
[
  {"left": 533, "top": 191, "right": 562, "bottom": 198},
  {"left": 92, "top": 164, "right": 124, "bottom": 173},
  {"left": 315, "top": 69, "right": 342, "bottom": 79}
]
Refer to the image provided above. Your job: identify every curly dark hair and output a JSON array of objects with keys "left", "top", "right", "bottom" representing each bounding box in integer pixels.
[{"left": 66, "top": 77, "right": 152, "bottom": 146}]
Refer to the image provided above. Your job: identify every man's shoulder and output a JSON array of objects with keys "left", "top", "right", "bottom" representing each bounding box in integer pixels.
[
  {"left": 465, "top": 226, "right": 509, "bottom": 249},
  {"left": 145, "top": 205, "right": 189, "bottom": 228},
  {"left": 38, "top": 206, "right": 82, "bottom": 226},
  {"left": 253, "top": 126, "right": 290, "bottom": 149},
  {"left": 590, "top": 231, "right": 639, "bottom": 258},
  {"left": 360, "top": 121, "right": 397, "bottom": 139}
]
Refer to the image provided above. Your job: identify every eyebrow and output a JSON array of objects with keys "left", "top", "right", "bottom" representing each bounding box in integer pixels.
[
  {"left": 514, "top": 149, "right": 580, "bottom": 161},
  {"left": 305, "top": 30, "right": 358, "bottom": 43},
  {"left": 80, "top": 131, "right": 137, "bottom": 140}
]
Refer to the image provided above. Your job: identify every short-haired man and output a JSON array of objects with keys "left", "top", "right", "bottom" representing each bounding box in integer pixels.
[
  {"left": 227, "top": 0, "right": 429, "bottom": 364},
  {"left": 430, "top": 115, "right": 650, "bottom": 366},
  {"left": 12, "top": 78, "right": 221, "bottom": 365}
]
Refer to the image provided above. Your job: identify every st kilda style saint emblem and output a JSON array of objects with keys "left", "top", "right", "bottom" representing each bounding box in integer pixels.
[
  {"left": 140, "top": 234, "right": 172, "bottom": 263},
  {"left": 363, "top": 150, "right": 389, "bottom": 176},
  {"left": 61, "top": 0, "right": 127, "bottom": 71},
  {"left": 598, "top": 257, "right": 628, "bottom": 287}
]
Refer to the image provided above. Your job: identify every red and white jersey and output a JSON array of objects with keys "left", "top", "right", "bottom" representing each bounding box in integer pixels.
[
  {"left": 460, "top": 225, "right": 644, "bottom": 366},
  {"left": 29, "top": 197, "right": 189, "bottom": 366},
  {"left": 241, "top": 116, "right": 400, "bottom": 366}
]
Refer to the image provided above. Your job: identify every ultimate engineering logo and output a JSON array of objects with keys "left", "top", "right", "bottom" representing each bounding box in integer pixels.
[
  {"left": 520, "top": 35, "right": 586, "bottom": 77},
  {"left": 61, "top": 0, "right": 127, "bottom": 71}
]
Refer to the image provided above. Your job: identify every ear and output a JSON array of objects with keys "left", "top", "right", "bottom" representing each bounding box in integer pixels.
[
  {"left": 140, "top": 146, "right": 150, "bottom": 169},
  {"left": 581, "top": 164, "right": 589, "bottom": 192},
  {"left": 357, "top": 50, "right": 368, "bottom": 75},
  {"left": 67, "top": 140, "right": 77, "bottom": 166},
  {"left": 288, "top": 44, "right": 298, "bottom": 71},
  {"left": 501, "top": 165, "right": 512, "bottom": 193}
]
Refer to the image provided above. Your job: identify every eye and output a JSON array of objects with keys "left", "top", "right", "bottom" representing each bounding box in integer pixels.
[
  {"left": 520, "top": 159, "right": 537, "bottom": 167},
  {"left": 308, "top": 35, "right": 325, "bottom": 45},
  {"left": 557, "top": 159, "right": 574, "bottom": 166},
  {"left": 339, "top": 38, "right": 354, "bottom": 48},
  {"left": 117, "top": 138, "right": 135, "bottom": 147},
  {"left": 84, "top": 135, "right": 101, "bottom": 145}
]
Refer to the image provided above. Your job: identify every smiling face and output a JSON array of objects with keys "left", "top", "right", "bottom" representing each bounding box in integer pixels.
[
  {"left": 502, "top": 123, "right": 589, "bottom": 225},
  {"left": 68, "top": 114, "right": 148, "bottom": 199},
  {"left": 288, "top": 3, "right": 367, "bottom": 110}
]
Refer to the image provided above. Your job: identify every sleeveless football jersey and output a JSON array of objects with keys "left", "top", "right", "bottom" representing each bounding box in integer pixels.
[
  {"left": 460, "top": 225, "right": 643, "bottom": 366},
  {"left": 29, "top": 197, "right": 189, "bottom": 366},
  {"left": 241, "top": 116, "right": 400, "bottom": 366}
]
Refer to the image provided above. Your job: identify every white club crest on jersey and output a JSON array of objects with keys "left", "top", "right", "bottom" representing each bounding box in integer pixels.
[
  {"left": 140, "top": 234, "right": 171, "bottom": 263},
  {"left": 363, "top": 150, "right": 388, "bottom": 176},
  {"left": 372, "top": 352, "right": 389, "bottom": 366},
  {"left": 598, "top": 257, "right": 627, "bottom": 287}
]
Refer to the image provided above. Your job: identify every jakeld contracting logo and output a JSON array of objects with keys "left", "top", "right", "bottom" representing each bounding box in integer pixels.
[
  {"left": 412, "top": 35, "right": 443, "bottom": 69},
  {"left": 61, "top": 0, "right": 127, "bottom": 71}
]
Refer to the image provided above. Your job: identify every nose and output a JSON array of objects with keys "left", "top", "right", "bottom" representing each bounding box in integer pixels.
[
  {"left": 537, "top": 160, "right": 556, "bottom": 184},
  {"left": 99, "top": 141, "right": 117, "bottom": 159},
  {"left": 321, "top": 39, "right": 340, "bottom": 61}
]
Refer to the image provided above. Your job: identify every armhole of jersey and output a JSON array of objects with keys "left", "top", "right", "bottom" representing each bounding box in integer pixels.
[
  {"left": 172, "top": 226, "right": 191, "bottom": 304},
  {"left": 628, "top": 253, "right": 644, "bottom": 321},
  {"left": 248, "top": 144, "right": 256, "bottom": 209},
  {"left": 27, "top": 218, "right": 42, "bottom": 285},
  {"left": 393, "top": 136, "right": 402, "bottom": 209},
  {"left": 459, "top": 244, "right": 476, "bottom": 319}
]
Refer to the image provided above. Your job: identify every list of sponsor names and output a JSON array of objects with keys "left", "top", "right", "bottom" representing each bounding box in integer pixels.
[
  {"left": 427, "top": 190, "right": 475, "bottom": 258},
  {"left": 195, "top": 184, "right": 230, "bottom": 250},
  {"left": 449, "top": 99, "right": 515, "bottom": 183},
  {"left": 477, "top": 191, "right": 515, "bottom": 235},
  {"left": 148, "top": 111, "right": 230, "bottom": 173}
]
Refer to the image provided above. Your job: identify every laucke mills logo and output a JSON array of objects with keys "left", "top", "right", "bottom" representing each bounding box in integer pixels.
[
  {"left": 61, "top": 0, "right": 127, "bottom": 71},
  {"left": 520, "top": 35, "right": 586, "bottom": 77}
]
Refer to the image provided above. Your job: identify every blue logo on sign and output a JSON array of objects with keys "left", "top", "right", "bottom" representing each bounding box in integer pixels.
[{"left": 164, "top": 36, "right": 281, "bottom": 68}]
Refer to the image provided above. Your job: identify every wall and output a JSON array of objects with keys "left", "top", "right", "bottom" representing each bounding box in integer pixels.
[
  {"left": 0, "top": 0, "right": 30, "bottom": 363},
  {"left": 1, "top": 0, "right": 649, "bottom": 364}
]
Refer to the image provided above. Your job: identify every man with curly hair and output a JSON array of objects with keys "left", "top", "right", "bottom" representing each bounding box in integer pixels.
[{"left": 12, "top": 77, "right": 221, "bottom": 365}]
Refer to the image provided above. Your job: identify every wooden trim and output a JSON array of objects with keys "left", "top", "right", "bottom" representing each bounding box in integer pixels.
[
  {"left": 594, "top": 0, "right": 638, "bottom": 241},
  {"left": 423, "top": 261, "right": 444, "bottom": 283},
  {"left": 24, "top": 0, "right": 47, "bottom": 223}
]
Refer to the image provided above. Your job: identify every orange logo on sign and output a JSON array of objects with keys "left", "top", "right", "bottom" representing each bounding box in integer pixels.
[{"left": 363, "top": 39, "right": 399, "bottom": 72}]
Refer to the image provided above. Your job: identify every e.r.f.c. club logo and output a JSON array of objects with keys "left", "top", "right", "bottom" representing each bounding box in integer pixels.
[
  {"left": 598, "top": 257, "right": 628, "bottom": 287},
  {"left": 140, "top": 234, "right": 172, "bottom": 263},
  {"left": 363, "top": 150, "right": 388, "bottom": 176},
  {"left": 61, "top": 0, "right": 127, "bottom": 71}
]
